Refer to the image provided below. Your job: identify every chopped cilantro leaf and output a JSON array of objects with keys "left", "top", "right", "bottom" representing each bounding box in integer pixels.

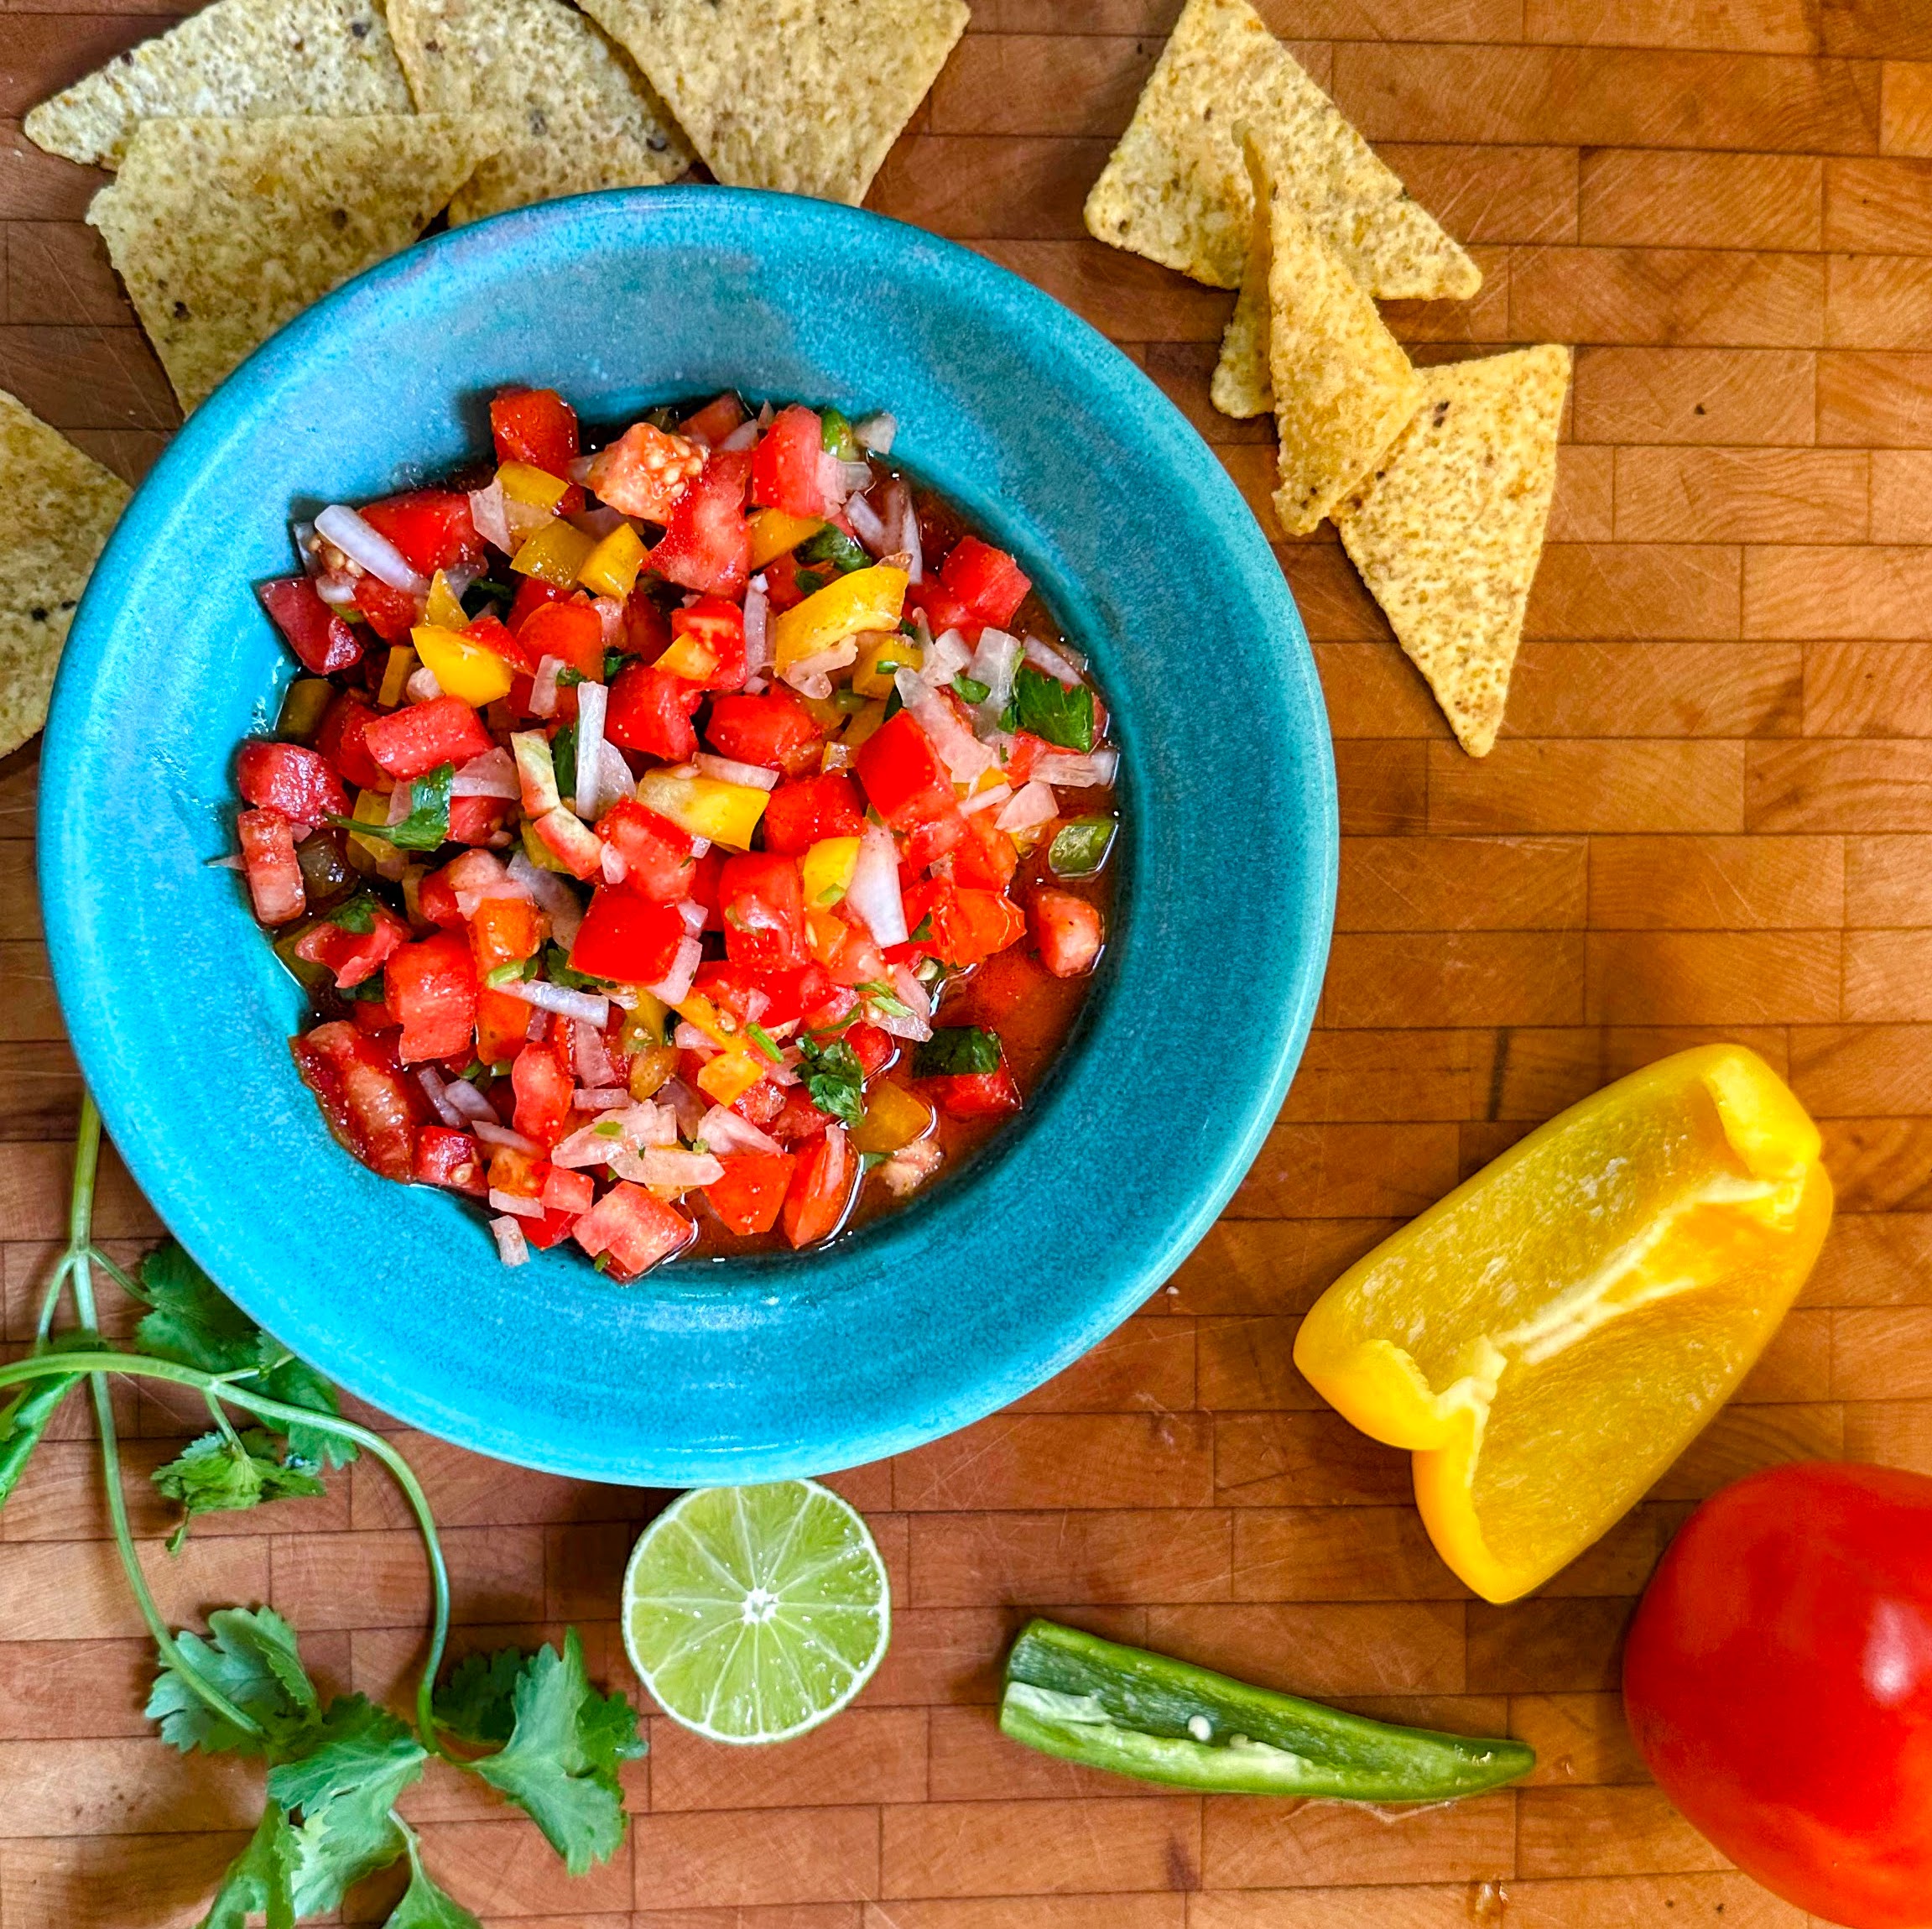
[
  {"left": 795, "top": 526, "right": 870, "bottom": 574},
  {"left": 796, "top": 1036, "right": 865, "bottom": 1128},
  {"left": 914, "top": 1026, "right": 1003, "bottom": 1078},
  {"left": 856, "top": 979, "right": 911, "bottom": 1019},
  {"left": 592, "top": 1119, "right": 623, "bottom": 1139},
  {"left": 908, "top": 911, "right": 935, "bottom": 946},
  {"left": 544, "top": 944, "right": 610, "bottom": 993},
  {"left": 556, "top": 667, "right": 586, "bottom": 688},
  {"left": 485, "top": 959, "right": 534, "bottom": 988},
  {"left": 1010, "top": 665, "right": 1094, "bottom": 753},
  {"left": 603, "top": 648, "right": 627, "bottom": 681},
  {"left": 327, "top": 895, "right": 377, "bottom": 933},
  {"left": 386, "top": 763, "right": 455, "bottom": 852},
  {"left": 552, "top": 724, "right": 578, "bottom": 805},
  {"left": 794, "top": 569, "right": 827, "bottom": 597},
  {"left": 952, "top": 674, "right": 991, "bottom": 705},
  {"left": 744, "top": 1022, "right": 784, "bottom": 1066}
]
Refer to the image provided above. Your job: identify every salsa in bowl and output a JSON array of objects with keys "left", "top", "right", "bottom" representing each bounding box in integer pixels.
[
  {"left": 237, "top": 386, "right": 1118, "bottom": 1277},
  {"left": 41, "top": 188, "right": 1335, "bottom": 1483}
]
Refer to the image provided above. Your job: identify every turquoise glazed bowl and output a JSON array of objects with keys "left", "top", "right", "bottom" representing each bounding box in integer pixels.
[{"left": 41, "top": 188, "right": 1336, "bottom": 1483}]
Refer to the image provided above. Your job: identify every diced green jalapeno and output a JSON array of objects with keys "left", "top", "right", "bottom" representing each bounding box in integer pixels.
[{"left": 1049, "top": 816, "right": 1117, "bottom": 878}]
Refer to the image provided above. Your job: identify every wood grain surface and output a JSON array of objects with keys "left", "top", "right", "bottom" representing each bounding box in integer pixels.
[{"left": 3, "top": 1, "right": 1928, "bottom": 1922}]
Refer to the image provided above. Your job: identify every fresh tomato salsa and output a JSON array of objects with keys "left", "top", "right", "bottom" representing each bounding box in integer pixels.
[{"left": 231, "top": 390, "right": 1117, "bottom": 1280}]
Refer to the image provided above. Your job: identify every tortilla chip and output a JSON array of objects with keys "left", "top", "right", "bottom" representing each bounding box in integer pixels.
[
  {"left": 88, "top": 114, "right": 503, "bottom": 413},
  {"left": 1085, "top": 0, "right": 1479, "bottom": 300},
  {"left": 0, "top": 394, "right": 130, "bottom": 759},
  {"left": 1211, "top": 175, "right": 1272, "bottom": 419},
  {"left": 387, "top": 0, "right": 694, "bottom": 224},
  {"left": 575, "top": 0, "right": 967, "bottom": 206},
  {"left": 23, "top": 0, "right": 413, "bottom": 170},
  {"left": 1246, "top": 141, "right": 1421, "bottom": 537},
  {"left": 1336, "top": 345, "right": 1570, "bottom": 758}
]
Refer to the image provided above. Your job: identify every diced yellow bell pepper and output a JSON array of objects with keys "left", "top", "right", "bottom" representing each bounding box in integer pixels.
[
  {"left": 851, "top": 631, "right": 919, "bottom": 699},
  {"left": 673, "top": 992, "right": 736, "bottom": 1050},
  {"left": 512, "top": 519, "right": 597, "bottom": 586},
  {"left": 839, "top": 700, "right": 888, "bottom": 754},
  {"left": 698, "top": 1049, "right": 765, "bottom": 1108},
  {"left": 635, "top": 770, "right": 768, "bottom": 852},
  {"left": 1293, "top": 1044, "right": 1832, "bottom": 1604},
  {"left": 851, "top": 1082, "right": 933, "bottom": 1155},
  {"left": 412, "top": 624, "right": 514, "bottom": 706},
  {"left": 654, "top": 634, "right": 719, "bottom": 682},
  {"left": 628, "top": 1044, "right": 679, "bottom": 1101},
  {"left": 346, "top": 788, "right": 405, "bottom": 880},
  {"left": 377, "top": 646, "right": 417, "bottom": 708},
  {"left": 772, "top": 566, "right": 908, "bottom": 672},
  {"left": 618, "top": 993, "right": 672, "bottom": 1056},
  {"left": 798, "top": 692, "right": 846, "bottom": 733},
  {"left": 800, "top": 836, "right": 861, "bottom": 907},
  {"left": 499, "top": 461, "right": 570, "bottom": 509},
  {"left": 579, "top": 521, "right": 647, "bottom": 599},
  {"left": 748, "top": 508, "right": 824, "bottom": 571},
  {"left": 425, "top": 570, "right": 468, "bottom": 631}
]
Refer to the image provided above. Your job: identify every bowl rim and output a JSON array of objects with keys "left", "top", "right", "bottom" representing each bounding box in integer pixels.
[{"left": 39, "top": 185, "right": 1337, "bottom": 1482}]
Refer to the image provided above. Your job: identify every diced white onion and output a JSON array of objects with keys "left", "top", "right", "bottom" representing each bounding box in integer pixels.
[
  {"left": 848, "top": 821, "right": 907, "bottom": 947},
  {"left": 698, "top": 1104, "right": 782, "bottom": 1155},
  {"left": 716, "top": 419, "right": 760, "bottom": 451},
  {"left": 574, "top": 1017, "right": 617, "bottom": 1088},
  {"left": 647, "top": 933, "right": 702, "bottom": 1005},
  {"left": 591, "top": 595, "right": 626, "bottom": 646},
  {"left": 572, "top": 506, "right": 628, "bottom": 538},
  {"left": 596, "top": 742, "right": 633, "bottom": 805},
  {"left": 779, "top": 639, "right": 858, "bottom": 698},
  {"left": 530, "top": 656, "right": 564, "bottom": 718},
  {"left": 919, "top": 628, "right": 972, "bottom": 688},
  {"left": 743, "top": 675, "right": 768, "bottom": 695},
  {"left": 566, "top": 454, "right": 597, "bottom": 486},
  {"left": 889, "top": 478, "right": 924, "bottom": 583},
  {"left": 894, "top": 670, "right": 997, "bottom": 785},
  {"left": 206, "top": 853, "right": 247, "bottom": 870},
  {"left": 384, "top": 784, "right": 414, "bottom": 827},
  {"left": 528, "top": 1009, "right": 550, "bottom": 1042},
  {"left": 673, "top": 1021, "right": 716, "bottom": 1054},
  {"left": 878, "top": 1137, "right": 944, "bottom": 1197},
  {"left": 573, "top": 1087, "right": 633, "bottom": 1111},
  {"left": 854, "top": 411, "right": 897, "bottom": 455},
  {"left": 490, "top": 1217, "right": 530, "bottom": 1266},
  {"left": 1032, "top": 748, "right": 1119, "bottom": 788},
  {"left": 846, "top": 492, "right": 890, "bottom": 554},
  {"left": 442, "top": 1077, "right": 495, "bottom": 1122},
  {"left": 314, "top": 572, "right": 361, "bottom": 608},
  {"left": 488, "top": 1188, "right": 545, "bottom": 1221},
  {"left": 1023, "top": 634, "right": 1084, "bottom": 687},
  {"left": 995, "top": 780, "right": 1059, "bottom": 832},
  {"left": 865, "top": 962, "right": 934, "bottom": 1043},
  {"left": 503, "top": 495, "right": 555, "bottom": 548},
  {"left": 638, "top": 1147, "right": 724, "bottom": 1191},
  {"left": 405, "top": 666, "right": 443, "bottom": 704},
  {"left": 836, "top": 458, "right": 874, "bottom": 495},
  {"left": 552, "top": 1102, "right": 676, "bottom": 1168},
  {"left": 447, "top": 849, "right": 533, "bottom": 917},
  {"left": 469, "top": 480, "right": 514, "bottom": 555},
  {"left": 969, "top": 628, "right": 1021, "bottom": 717},
  {"left": 960, "top": 782, "right": 1012, "bottom": 817},
  {"left": 508, "top": 853, "right": 585, "bottom": 948},
  {"left": 660, "top": 1078, "right": 707, "bottom": 1139},
  {"left": 575, "top": 681, "right": 609, "bottom": 821},
  {"left": 677, "top": 898, "right": 706, "bottom": 933},
  {"left": 501, "top": 978, "right": 610, "bottom": 1027},
  {"left": 601, "top": 843, "right": 628, "bottom": 886},
  {"left": 315, "top": 504, "right": 429, "bottom": 595},
  {"left": 473, "top": 1120, "right": 539, "bottom": 1152},
  {"left": 415, "top": 1067, "right": 466, "bottom": 1127},
  {"left": 742, "top": 585, "right": 771, "bottom": 675},
  {"left": 451, "top": 747, "right": 519, "bottom": 799},
  {"left": 694, "top": 752, "right": 779, "bottom": 791}
]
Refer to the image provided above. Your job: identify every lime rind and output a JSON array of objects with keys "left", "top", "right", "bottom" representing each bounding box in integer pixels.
[{"left": 622, "top": 1479, "right": 889, "bottom": 1744}]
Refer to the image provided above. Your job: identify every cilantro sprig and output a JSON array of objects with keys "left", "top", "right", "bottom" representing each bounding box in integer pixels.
[{"left": 796, "top": 1035, "right": 866, "bottom": 1128}]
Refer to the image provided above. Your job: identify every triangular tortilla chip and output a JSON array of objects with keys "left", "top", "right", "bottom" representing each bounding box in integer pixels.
[
  {"left": 23, "top": 0, "right": 414, "bottom": 169},
  {"left": 0, "top": 393, "right": 130, "bottom": 759},
  {"left": 88, "top": 114, "right": 504, "bottom": 413},
  {"left": 1211, "top": 160, "right": 1272, "bottom": 420},
  {"left": 388, "top": 0, "right": 694, "bottom": 224},
  {"left": 1085, "top": 0, "right": 1478, "bottom": 299},
  {"left": 575, "top": 0, "right": 967, "bottom": 206},
  {"left": 1336, "top": 345, "right": 1570, "bottom": 758},
  {"left": 1244, "top": 140, "right": 1421, "bottom": 537}
]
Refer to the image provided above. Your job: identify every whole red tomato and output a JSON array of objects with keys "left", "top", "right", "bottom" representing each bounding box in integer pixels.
[{"left": 1624, "top": 1462, "right": 1932, "bottom": 1928}]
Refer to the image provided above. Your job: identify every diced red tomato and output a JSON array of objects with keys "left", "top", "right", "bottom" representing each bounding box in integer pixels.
[
  {"left": 487, "top": 1144, "right": 546, "bottom": 1197},
  {"left": 732, "top": 1080, "right": 786, "bottom": 1128},
  {"left": 848, "top": 1023, "right": 895, "bottom": 1078},
  {"left": 692, "top": 960, "right": 834, "bottom": 1030},
  {"left": 364, "top": 696, "right": 493, "bottom": 783},
  {"left": 760, "top": 773, "right": 865, "bottom": 858},
  {"left": 750, "top": 405, "right": 826, "bottom": 519},
  {"left": 705, "top": 688, "right": 823, "bottom": 774},
  {"left": 1003, "top": 731, "right": 1053, "bottom": 786},
  {"left": 360, "top": 491, "right": 483, "bottom": 578},
  {"left": 719, "top": 852, "right": 807, "bottom": 971},
  {"left": 571, "top": 1181, "right": 695, "bottom": 1280},
  {"left": 237, "top": 741, "right": 348, "bottom": 826},
  {"left": 689, "top": 847, "right": 726, "bottom": 932},
  {"left": 584, "top": 421, "right": 703, "bottom": 523},
  {"left": 541, "top": 1165, "right": 596, "bottom": 1215},
  {"left": 924, "top": 1064, "right": 1023, "bottom": 1121},
  {"left": 516, "top": 599, "right": 605, "bottom": 681},
  {"left": 667, "top": 596, "right": 747, "bottom": 691},
  {"left": 490, "top": 388, "right": 581, "bottom": 497},
  {"left": 761, "top": 552, "right": 809, "bottom": 613},
  {"left": 511, "top": 1036, "right": 575, "bottom": 1148},
  {"left": 622, "top": 587, "right": 672, "bottom": 660},
  {"left": 352, "top": 993, "right": 399, "bottom": 1036},
  {"left": 782, "top": 1124, "right": 853, "bottom": 1248},
  {"left": 901, "top": 807, "right": 966, "bottom": 870},
  {"left": 352, "top": 572, "right": 424, "bottom": 644},
  {"left": 953, "top": 813, "right": 1019, "bottom": 891},
  {"left": 1032, "top": 889, "right": 1105, "bottom": 978},
  {"left": 598, "top": 800, "right": 695, "bottom": 901},
  {"left": 417, "top": 866, "right": 464, "bottom": 930},
  {"left": 900, "top": 882, "right": 1027, "bottom": 969},
  {"left": 607, "top": 662, "right": 704, "bottom": 761},
  {"left": 414, "top": 1125, "right": 489, "bottom": 1197},
  {"left": 290, "top": 1020, "right": 424, "bottom": 1181},
  {"left": 705, "top": 1150, "right": 798, "bottom": 1236},
  {"left": 810, "top": 910, "right": 888, "bottom": 988},
  {"left": 238, "top": 808, "right": 305, "bottom": 925},
  {"left": 508, "top": 575, "right": 570, "bottom": 638},
  {"left": 259, "top": 577, "right": 362, "bottom": 675},
  {"left": 650, "top": 448, "right": 752, "bottom": 597},
  {"left": 938, "top": 534, "right": 1030, "bottom": 629},
  {"left": 952, "top": 945, "right": 1049, "bottom": 1026},
  {"left": 293, "top": 902, "right": 410, "bottom": 988},
  {"left": 516, "top": 1204, "right": 577, "bottom": 1249},
  {"left": 385, "top": 930, "right": 477, "bottom": 1063},
  {"left": 315, "top": 691, "right": 389, "bottom": 792},
  {"left": 770, "top": 1085, "right": 834, "bottom": 1145},
  {"left": 570, "top": 888, "right": 685, "bottom": 984},
  {"left": 856, "top": 712, "right": 953, "bottom": 829},
  {"left": 680, "top": 394, "right": 747, "bottom": 446},
  {"left": 476, "top": 987, "right": 531, "bottom": 1066},
  {"left": 470, "top": 894, "right": 544, "bottom": 972},
  {"left": 902, "top": 579, "right": 976, "bottom": 641},
  {"left": 447, "top": 795, "right": 512, "bottom": 846}
]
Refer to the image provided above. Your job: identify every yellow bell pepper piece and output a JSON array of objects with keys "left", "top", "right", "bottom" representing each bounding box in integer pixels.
[
  {"left": 579, "top": 521, "right": 647, "bottom": 599},
  {"left": 851, "top": 631, "right": 920, "bottom": 700},
  {"left": 654, "top": 633, "right": 719, "bottom": 682},
  {"left": 851, "top": 1082, "right": 933, "bottom": 1156},
  {"left": 498, "top": 461, "right": 570, "bottom": 509},
  {"left": 425, "top": 570, "right": 468, "bottom": 631},
  {"left": 412, "top": 625, "right": 514, "bottom": 706},
  {"left": 673, "top": 992, "right": 737, "bottom": 1051},
  {"left": 512, "top": 519, "right": 597, "bottom": 586},
  {"left": 772, "top": 566, "right": 908, "bottom": 672},
  {"left": 800, "top": 836, "right": 861, "bottom": 907},
  {"left": 748, "top": 508, "right": 824, "bottom": 571},
  {"left": 628, "top": 1045, "right": 679, "bottom": 1101},
  {"left": 346, "top": 787, "right": 405, "bottom": 880},
  {"left": 618, "top": 992, "right": 672, "bottom": 1056},
  {"left": 698, "top": 1049, "right": 764, "bottom": 1108},
  {"left": 634, "top": 770, "right": 768, "bottom": 852},
  {"left": 1293, "top": 1045, "right": 1832, "bottom": 1606},
  {"left": 377, "top": 646, "right": 417, "bottom": 708}
]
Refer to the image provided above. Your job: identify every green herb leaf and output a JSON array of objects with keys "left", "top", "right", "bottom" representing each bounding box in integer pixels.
[
  {"left": 952, "top": 674, "right": 991, "bottom": 705},
  {"left": 328, "top": 895, "right": 378, "bottom": 934},
  {"left": 148, "top": 1605, "right": 320, "bottom": 1759},
  {"left": 200, "top": 1799, "right": 299, "bottom": 1929},
  {"left": 592, "top": 1119, "right": 623, "bottom": 1139},
  {"left": 603, "top": 648, "right": 627, "bottom": 682},
  {"left": 1010, "top": 665, "right": 1094, "bottom": 753},
  {"left": 555, "top": 667, "right": 586, "bottom": 688},
  {"left": 385, "top": 1828, "right": 484, "bottom": 1929},
  {"left": 433, "top": 1646, "right": 526, "bottom": 1749},
  {"left": 1048, "top": 816, "right": 1117, "bottom": 878},
  {"left": 466, "top": 1631, "right": 645, "bottom": 1875},
  {"left": 552, "top": 724, "right": 578, "bottom": 806},
  {"left": 908, "top": 911, "right": 935, "bottom": 946},
  {"left": 485, "top": 959, "right": 534, "bottom": 989},
  {"left": 795, "top": 525, "right": 870, "bottom": 574},
  {"left": 543, "top": 943, "right": 611, "bottom": 993},
  {"left": 743, "top": 1022, "right": 784, "bottom": 1065},
  {"left": 461, "top": 578, "right": 513, "bottom": 620},
  {"left": 793, "top": 569, "right": 827, "bottom": 597},
  {"left": 153, "top": 1430, "right": 327, "bottom": 1549},
  {"left": 914, "top": 1026, "right": 1003, "bottom": 1078},
  {"left": 855, "top": 980, "right": 912, "bottom": 1019},
  {"left": 796, "top": 1036, "right": 865, "bottom": 1129},
  {"left": 270, "top": 1696, "right": 426, "bottom": 1915},
  {"left": 0, "top": 1330, "right": 96, "bottom": 1511},
  {"left": 388, "top": 763, "right": 455, "bottom": 852}
]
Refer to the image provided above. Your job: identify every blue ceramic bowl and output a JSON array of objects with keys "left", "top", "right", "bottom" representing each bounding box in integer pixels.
[{"left": 41, "top": 188, "right": 1336, "bottom": 1484}]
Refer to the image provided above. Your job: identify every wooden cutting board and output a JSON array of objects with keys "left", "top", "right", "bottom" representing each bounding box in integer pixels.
[{"left": 3, "top": 2, "right": 1927, "bottom": 1921}]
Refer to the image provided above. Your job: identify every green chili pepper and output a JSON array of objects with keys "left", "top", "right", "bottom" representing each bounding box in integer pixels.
[{"left": 1000, "top": 1619, "right": 1535, "bottom": 1801}]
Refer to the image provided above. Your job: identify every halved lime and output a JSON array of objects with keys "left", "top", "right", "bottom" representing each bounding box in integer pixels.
[{"left": 622, "top": 1480, "right": 890, "bottom": 1744}]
